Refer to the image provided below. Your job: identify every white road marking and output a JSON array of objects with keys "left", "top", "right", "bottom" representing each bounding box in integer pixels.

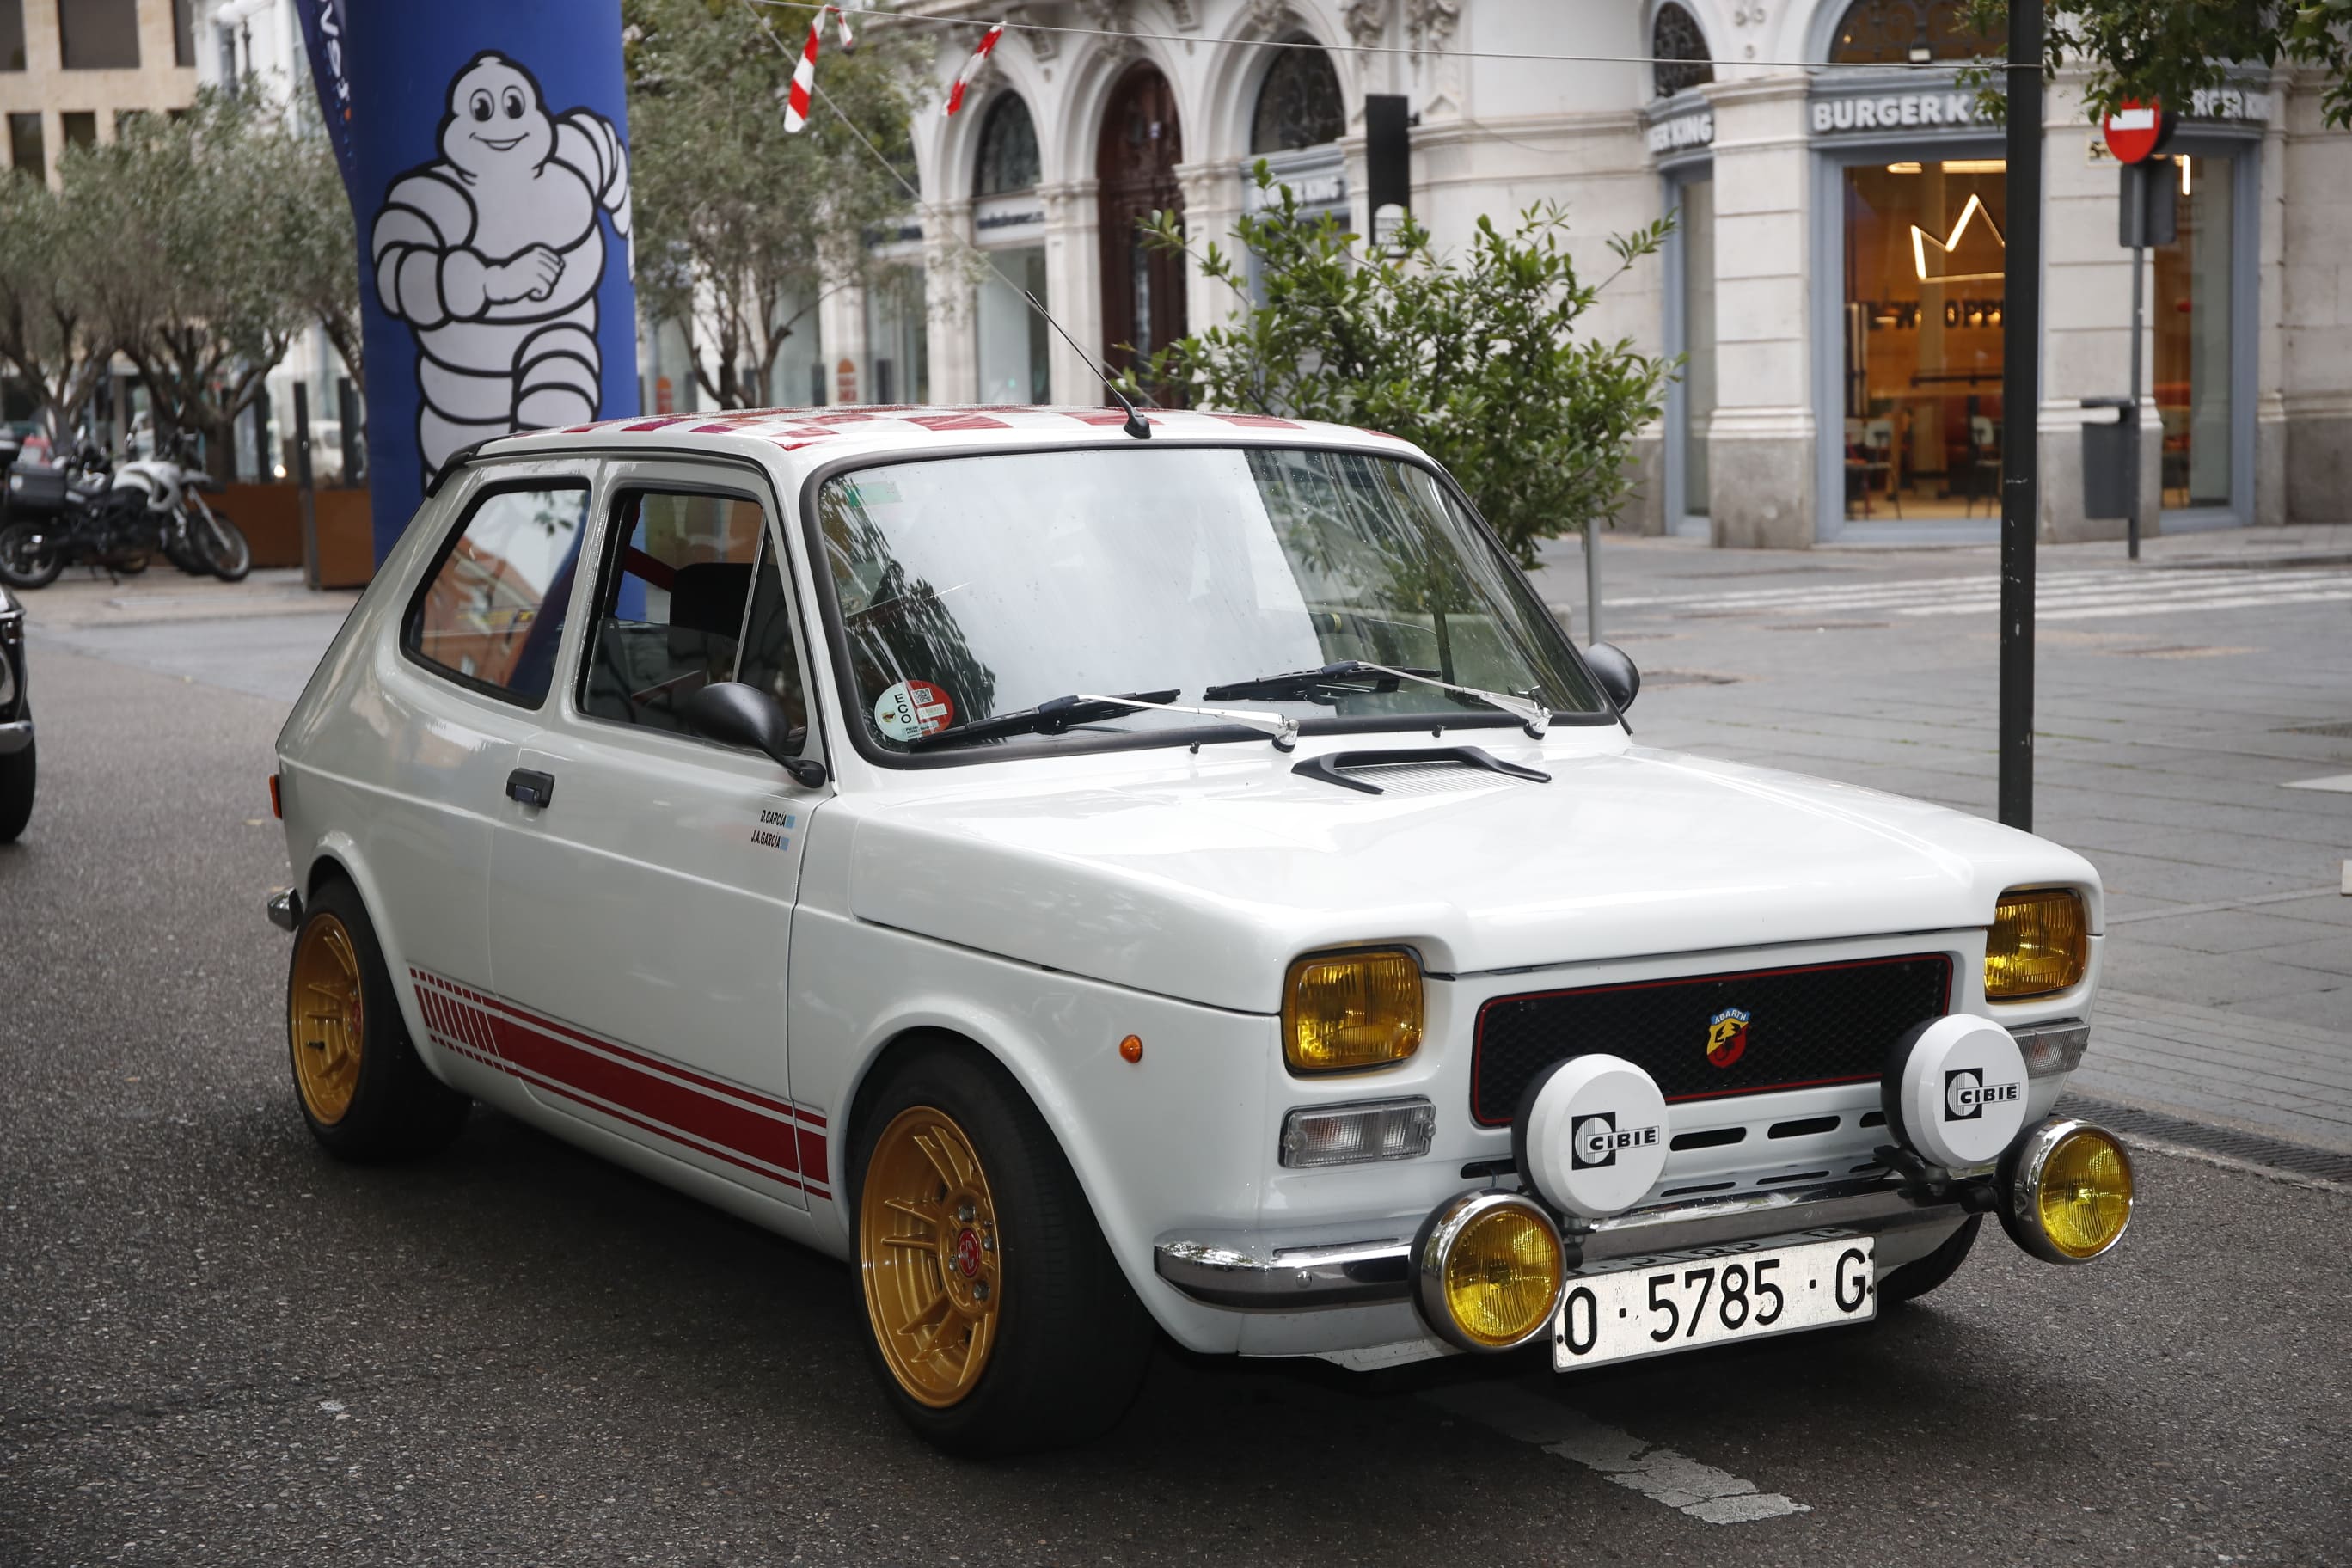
[
  {"left": 2282, "top": 774, "right": 2352, "bottom": 793},
  {"left": 1425, "top": 1382, "right": 1811, "bottom": 1525},
  {"left": 1605, "top": 567, "right": 2352, "bottom": 622}
]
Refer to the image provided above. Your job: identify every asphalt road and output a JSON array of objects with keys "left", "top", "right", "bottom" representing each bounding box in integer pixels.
[{"left": 3, "top": 622, "right": 2349, "bottom": 1565}]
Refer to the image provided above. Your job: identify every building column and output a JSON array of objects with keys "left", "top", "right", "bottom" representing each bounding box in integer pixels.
[
  {"left": 819, "top": 282, "right": 867, "bottom": 407},
  {"left": 2250, "top": 89, "right": 2288, "bottom": 526},
  {"left": 1176, "top": 158, "right": 1244, "bottom": 337},
  {"left": 1040, "top": 177, "right": 1101, "bottom": 404},
  {"left": 1704, "top": 77, "right": 1813, "bottom": 549},
  {"left": 2276, "top": 68, "right": 2349, "bottom": 524},
  {"left": 2038, "top": 76, "right": 2135, "bottom": 543},
  {"left": 927, "top": 197, "right": 979, "bottom": 406}
]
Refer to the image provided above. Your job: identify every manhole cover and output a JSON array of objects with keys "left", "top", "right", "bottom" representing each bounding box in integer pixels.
[
  {"left": 2279, "top": 720, "right": 2352, "bottom": 738},
  {"left": 1644, "top": 669, "right": 1741, "bottom": 688},
  {"left": 2105, "top": 646, "right": 2255, "bottom": 659}
]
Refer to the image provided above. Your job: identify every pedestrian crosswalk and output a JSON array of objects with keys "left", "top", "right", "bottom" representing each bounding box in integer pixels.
[{"left": 1608, "top": 567, "right": 2352, "bottom": 623}]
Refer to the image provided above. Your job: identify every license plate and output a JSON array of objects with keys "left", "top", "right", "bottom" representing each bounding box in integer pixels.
[{"left": 1553, "top": 1230, "right": 1876, "bottom": 1371}]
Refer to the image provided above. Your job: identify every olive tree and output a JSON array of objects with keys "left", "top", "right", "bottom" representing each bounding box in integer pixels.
[
  {"left": 65, "top": 90, "right": 351, "bottom": 466},
  {"left": 624, "top": 0, "right": 920, "bottom": 408},
  {"left": 1136, "top": 167, "right": 1675, "bottom": 567},
  {"left": 0, "top": 176, "right": 107, "bottom": 443}
]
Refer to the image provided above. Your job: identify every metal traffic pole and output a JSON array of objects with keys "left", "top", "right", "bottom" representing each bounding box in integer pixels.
[
  {"left": 294, "top": 381, "right": 320, "bottom": 591},
  {"left": 2126, "top": 219, "right": 2144, "bottom": 561},
  {"left": 1584, "top": 518, "right": 1602, "bottom": 646},
  {"left": 1997, "top": 0, "right": 2043, "bottom": 833}
]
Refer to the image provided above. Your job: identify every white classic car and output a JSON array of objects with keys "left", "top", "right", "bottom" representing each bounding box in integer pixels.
[{"left": 267, "top": 407, "right": 2133, "bottom": 1455}]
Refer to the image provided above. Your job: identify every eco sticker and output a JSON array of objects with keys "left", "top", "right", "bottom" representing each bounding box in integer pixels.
[{"left": 874, "top": 680, "right": 955, "bottom": 742}]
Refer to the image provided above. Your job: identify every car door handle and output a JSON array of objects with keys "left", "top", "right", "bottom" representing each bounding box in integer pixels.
[{"left": 506, "top": 768, "right": 555, "bottom": 809}]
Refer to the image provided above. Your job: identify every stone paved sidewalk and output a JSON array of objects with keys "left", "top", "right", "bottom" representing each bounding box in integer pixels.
[{"left": 1532, "top": 522, "right": 2352, "bottom": 1154}]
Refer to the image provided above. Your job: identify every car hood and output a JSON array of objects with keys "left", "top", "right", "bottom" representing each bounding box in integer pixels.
[{"left": 845, "top": 740, "right": 2101, "bottom": 1014}]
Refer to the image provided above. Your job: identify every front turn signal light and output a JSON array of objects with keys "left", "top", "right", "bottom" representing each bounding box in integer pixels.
[
  {"left": 1985, "top": 888, "right": 2088, "bottom": 999},
  {"left": 1283, "top": 948, "right": 1424, "bottom": 1075}
]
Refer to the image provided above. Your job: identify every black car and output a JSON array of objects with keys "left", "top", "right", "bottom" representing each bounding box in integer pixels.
[{"left": 0, "top": 579, "right": 31, "bottom": 840}]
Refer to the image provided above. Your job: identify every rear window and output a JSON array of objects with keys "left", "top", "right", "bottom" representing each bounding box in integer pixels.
[{"left": 404, "top": 484, "right": 591, "bottom": 706}]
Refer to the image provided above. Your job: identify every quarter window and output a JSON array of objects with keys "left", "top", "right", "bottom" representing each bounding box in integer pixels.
[
  {"left": 580, "top": 489, "right": 806, "bottom": 742},
  {"left": 404, "top": 484, "right": 590, "bottom": 706}
]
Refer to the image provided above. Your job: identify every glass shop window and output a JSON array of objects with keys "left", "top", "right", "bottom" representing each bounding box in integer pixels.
[
  {"left": 2153, "top": 154, "right": 2235, "bottom": 510},
  {"left": 977, "top": 248, "right": 1049, "bottom": 404},
  {"left": 1841, "top": 158, "right": 2008, "bottom": 522}
]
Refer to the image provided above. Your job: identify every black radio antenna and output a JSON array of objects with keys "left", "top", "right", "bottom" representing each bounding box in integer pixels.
[{"left": 1024, "top": 289, "right": 1153, "bottom": 440}]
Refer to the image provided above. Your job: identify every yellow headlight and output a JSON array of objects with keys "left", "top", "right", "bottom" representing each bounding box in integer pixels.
[
  {"left": 1283, "top": 949, "right": 1424, "bottom": 1074},
  {"left": 1985, "top": 888, "right": 2088, "bottom": 999},
  {"left": 1443, "top": 1204, "right": 1565, "bottom": 1348},
  {"left": 2035, "top": 1127, "right": 2134, "bottom": 1259}
]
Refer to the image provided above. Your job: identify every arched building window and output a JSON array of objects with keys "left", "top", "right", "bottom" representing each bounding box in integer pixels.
[
  {"left": 1250, "top": 41, "right": 1344, "bottom": 155},
  {"left": 1828, "top": 0, "right": 2000, "bottom": 64},
  {"left": 975, "top": 94, "right": 1040, "bottom": 194},
  {"left": 1651, "top": 4, "right": 1713, "bottom": 99}
]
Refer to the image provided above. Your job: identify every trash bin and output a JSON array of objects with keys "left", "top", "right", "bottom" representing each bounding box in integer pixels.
[{"left": 2080, "top": 396, "right": 2135, "bottom": 520}]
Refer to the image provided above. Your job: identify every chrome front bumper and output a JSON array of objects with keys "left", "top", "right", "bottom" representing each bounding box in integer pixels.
[
  {"left": 0, "top": 719, "right": 30, "bottom": 756},
  {"left": 1155, "top": 1176, "right": 1968, "bottom": 1310}
]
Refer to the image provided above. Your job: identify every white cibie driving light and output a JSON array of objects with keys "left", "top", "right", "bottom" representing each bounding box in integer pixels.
[
  {"left": 1883, "top": 1014, "right": 2031, "bottom": 1169},
  {"left": 1515, "top": 1053, "right": 1670, "bottom": 1220}
]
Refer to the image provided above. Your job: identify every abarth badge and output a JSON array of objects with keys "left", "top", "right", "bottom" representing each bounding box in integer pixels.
[{"left": 1706, "top": 1007, "right": 1750, "bottom": 1068}]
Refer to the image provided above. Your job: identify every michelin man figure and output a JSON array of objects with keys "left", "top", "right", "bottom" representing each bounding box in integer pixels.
[{"left": 371, "top": 53, "right": 632, "bottom": 481}]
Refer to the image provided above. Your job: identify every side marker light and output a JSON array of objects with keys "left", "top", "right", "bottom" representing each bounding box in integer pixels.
[{"left": 1118, "top": 1034, "right": 1143, "bottom": 1064}]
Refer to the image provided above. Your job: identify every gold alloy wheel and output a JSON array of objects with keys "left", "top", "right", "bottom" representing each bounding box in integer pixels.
[
  {"left": 289, "top": 912, "right": 365, "bottom": 1125},
  {"left": 859, "top": 1105, "right": 1004, "bottom": 1408}
]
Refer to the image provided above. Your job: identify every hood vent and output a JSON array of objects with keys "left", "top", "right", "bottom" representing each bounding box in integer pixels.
[{"left": 1294, "top": 746, "right": 1552, "bottom": 798}]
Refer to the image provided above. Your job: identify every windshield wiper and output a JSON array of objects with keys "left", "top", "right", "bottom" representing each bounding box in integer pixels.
[
  {"left": 907, "top": 689, "right": 1180, "bottom": 750},
  {"left": 1205, "top": 659, "right": 1553, "bottom": 738},
  {"left": 1203, "top": 661, "right": 1436, "bottom": 701}
]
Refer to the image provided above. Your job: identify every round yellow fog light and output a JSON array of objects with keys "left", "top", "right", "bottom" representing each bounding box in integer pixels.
[
  {"left": 1414, "top": 1192, "right": 1565, "bottom": 1351},
  {"left": 2002, "top": 1118, "right": 2135, "bottom": 1264}
]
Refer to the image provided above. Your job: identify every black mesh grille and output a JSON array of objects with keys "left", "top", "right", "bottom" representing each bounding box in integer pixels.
[{"left": 1471, "top": 953, "right": 1952, "bottom": 1125}]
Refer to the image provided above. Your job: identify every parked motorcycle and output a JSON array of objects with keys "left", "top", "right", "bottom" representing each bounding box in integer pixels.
[
  {"left": 0, "top": 431, "right": 251, "bottom": 589},
  {"left": 0, "top": 438, "right": 156, "bottom": 590},
  {"left": 114, "top": 430, "right": 251, "bottom": 583}
]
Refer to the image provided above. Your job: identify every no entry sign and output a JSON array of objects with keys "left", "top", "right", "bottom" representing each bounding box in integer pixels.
[{"left": 2103, "top": 101, "right": 2171, "bottom": 164}]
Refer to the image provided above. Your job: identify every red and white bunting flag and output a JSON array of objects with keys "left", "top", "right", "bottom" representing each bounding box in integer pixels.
[
  {"left": 781, "top": 7, "right": 854, "bottom": 134},
  {"left": 944, "top": 21, "right": 1005, "bottom": 116}
]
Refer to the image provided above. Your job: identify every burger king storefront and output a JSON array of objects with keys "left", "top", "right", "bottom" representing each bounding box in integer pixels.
[{"left": 1648, "top": 17, "right": 2282, "bottom": 548}]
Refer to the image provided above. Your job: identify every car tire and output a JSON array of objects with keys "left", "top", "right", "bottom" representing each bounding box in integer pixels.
[
  {"left": 849, "top": 1043, "right": 1155, "bottom": 1457},
  {"left": 1877, "top": 1213, "right": 1981, "bottom": 1307},
  {"left": 0, "top": 736, "right": 33, "bottom": 842},
  {"left": 286, "top": 878, "right": 470, "bottom": 1161}
]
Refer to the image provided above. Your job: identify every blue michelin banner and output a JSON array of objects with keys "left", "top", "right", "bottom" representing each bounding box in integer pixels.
[{"left": 298, "top": 0, "right": 640, "bottom": 562}]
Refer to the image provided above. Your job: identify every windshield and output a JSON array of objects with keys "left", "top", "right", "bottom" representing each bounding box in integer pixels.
[{"left": 813, "top": 445, "right": 1605, "bottom": 755}]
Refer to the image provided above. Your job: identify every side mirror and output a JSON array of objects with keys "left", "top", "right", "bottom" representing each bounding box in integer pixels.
[
  {"left": 683, "top": 681, "right": 828, "bottom": 788},
  {"left": 1584, "top": 642, "right": 1641, "bottom": 714}
]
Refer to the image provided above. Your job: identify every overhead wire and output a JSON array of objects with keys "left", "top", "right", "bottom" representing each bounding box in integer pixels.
[
  {"left": 745, "top": 0, "right": 2026, "bottom": 76},
  {"left": 735, "top": 0, "right": 1163, "bottom": 412}
]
